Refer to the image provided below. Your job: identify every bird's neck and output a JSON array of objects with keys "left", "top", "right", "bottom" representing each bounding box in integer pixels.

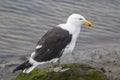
[{"left": 58, "top": 23, "right": 81, "bottom": 35}]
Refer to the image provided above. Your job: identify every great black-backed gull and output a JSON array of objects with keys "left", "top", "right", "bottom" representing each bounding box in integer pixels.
[{"left": 13, "top": 14, "right": 92, "bottom": 73}]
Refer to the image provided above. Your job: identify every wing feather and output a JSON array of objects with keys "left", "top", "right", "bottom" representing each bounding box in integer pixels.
[{"left": 32, "top": 27, "right": 72, "bottom": 62}]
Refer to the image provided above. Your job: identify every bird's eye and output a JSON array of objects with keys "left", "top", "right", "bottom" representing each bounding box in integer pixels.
[{"left": 79, "top": 18, "right": 83, "bottom": 20}]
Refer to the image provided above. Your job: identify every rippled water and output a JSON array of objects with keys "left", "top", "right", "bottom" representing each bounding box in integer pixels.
[
  {"left": 0, "top": 0, "right": 120, "bottom": 80},
  {"left": 0, "top": 0, "right": 120, "bottom": 57}
]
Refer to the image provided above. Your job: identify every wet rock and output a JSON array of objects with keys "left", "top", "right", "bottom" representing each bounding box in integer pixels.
[{"left": 13, "top": 63, "right": 107, "bottom": 80}]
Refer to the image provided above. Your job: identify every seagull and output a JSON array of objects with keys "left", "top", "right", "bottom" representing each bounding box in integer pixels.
[{"left": 13, "top": 13, "right": 92, "bottom": 73}]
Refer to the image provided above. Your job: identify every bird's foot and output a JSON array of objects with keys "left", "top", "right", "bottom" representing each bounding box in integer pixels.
[{"left": 53, "top": 67, "right": 70, "bottom": 72}]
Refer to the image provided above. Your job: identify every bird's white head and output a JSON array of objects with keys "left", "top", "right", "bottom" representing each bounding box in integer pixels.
[{"left": 66, "top": 14, "right": 92, "bottom": 27}]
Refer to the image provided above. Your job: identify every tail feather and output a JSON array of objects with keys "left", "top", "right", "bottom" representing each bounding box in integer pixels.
[
  {"left": 23, "top": 65, "right": 36, "bottom": 73},
  {"left": 13, "top": 60, "right": 32, "bottom": 73}
]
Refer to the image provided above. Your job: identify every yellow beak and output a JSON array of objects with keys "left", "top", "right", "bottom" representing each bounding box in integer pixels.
[{"left": 84, "top": 21, "right": 92, "bottom": 27}]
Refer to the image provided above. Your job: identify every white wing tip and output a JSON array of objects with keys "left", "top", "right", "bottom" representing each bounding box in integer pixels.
[
  {"left": 23, "top": 65, "right": 36, "bottom": 73},
  {"left": 36, "top": 45, "right": 42, "bottom": 49}
]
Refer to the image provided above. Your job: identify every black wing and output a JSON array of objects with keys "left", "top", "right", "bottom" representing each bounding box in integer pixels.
[{"left": 32, "top": 27, "right": 72, "bottom": 62}]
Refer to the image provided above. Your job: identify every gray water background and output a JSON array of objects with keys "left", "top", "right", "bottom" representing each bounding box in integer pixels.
[{"left": 0, "top": 0, "right": 120, "bottom": 80}]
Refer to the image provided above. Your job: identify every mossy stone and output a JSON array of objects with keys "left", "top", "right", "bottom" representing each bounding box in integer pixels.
[{"left": 13, "top": 63, "right": 107, "bottom": 80}]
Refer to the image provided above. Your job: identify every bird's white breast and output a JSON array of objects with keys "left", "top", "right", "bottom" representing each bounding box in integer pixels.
[
  {"left": 58, "top": 23, "right": 80, "bottom": 56},
  {"left": 63, "top": 31, "right": 79, "bottom": 56}
]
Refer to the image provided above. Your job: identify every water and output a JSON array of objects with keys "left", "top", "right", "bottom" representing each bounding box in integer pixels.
[
  {"left": 0, "top": 0, "right": 120, "bottom": 79},
  {"left": 0, "top": 0, "right": 120, "bottom": 56}
]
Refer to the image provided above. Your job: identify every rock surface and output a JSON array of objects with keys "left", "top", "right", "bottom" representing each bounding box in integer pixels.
[{"left": 12, "top": 64, "right": 107, "bottom": 80}]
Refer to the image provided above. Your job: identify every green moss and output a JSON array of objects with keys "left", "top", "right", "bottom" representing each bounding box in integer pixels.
[{"left": 13, "top": 63, "right": 107, "bottom": 80}]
